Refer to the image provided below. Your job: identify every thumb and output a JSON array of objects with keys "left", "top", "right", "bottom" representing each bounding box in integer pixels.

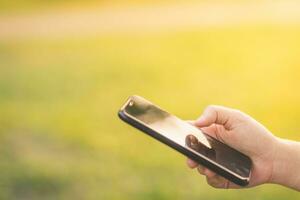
[{"left": 195, "top": 105, "right": 235, "bottom": 130}]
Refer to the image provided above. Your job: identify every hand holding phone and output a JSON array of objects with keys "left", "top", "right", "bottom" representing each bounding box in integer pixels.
[
  {"left": 186, "top": 105, "right": 278, "bottom": 188},
  {"left": 118, "top": 95, "right": 278, "bottom": 188}
]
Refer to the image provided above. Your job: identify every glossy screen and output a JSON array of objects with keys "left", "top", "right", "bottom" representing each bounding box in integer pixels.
[{"left": 123, "top": 96, "right": 251, "bottom": 178}]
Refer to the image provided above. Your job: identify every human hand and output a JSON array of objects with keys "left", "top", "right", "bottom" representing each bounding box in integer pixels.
[{"left": 186, "top": 105, "right": 279, "bottom": 189}]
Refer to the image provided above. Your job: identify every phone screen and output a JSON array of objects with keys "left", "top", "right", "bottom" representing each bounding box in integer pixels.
[{"left": 122, "top": 96, "right": 251, "bottom": 179}]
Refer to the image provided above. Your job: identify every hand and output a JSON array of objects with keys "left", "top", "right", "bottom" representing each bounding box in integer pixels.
[{"left": 186, "top": 105, "right": 279, "bottom": 189}]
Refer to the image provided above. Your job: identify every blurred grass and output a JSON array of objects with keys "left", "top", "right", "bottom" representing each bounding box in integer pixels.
[
  {"left": 0, "top": 0, "right": 267, "bottom": 13},
  {"left": 1, "top": 20, "right": 300, "bottom": 199},
  {"left": 0, "top": 0, "right": 201, "bottom": 13}
]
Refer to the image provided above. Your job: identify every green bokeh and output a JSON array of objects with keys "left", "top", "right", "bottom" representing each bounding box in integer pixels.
[{"left": 1, "top": 3, "right": 300, "bottom": 199}]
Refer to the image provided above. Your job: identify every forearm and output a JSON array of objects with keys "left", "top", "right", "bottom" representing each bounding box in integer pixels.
[{"left": 270, "top": 137, "right": 300, "bottom": 190}]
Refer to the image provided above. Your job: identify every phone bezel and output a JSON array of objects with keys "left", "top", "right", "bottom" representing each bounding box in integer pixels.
[{"left": 118, "top": 96, "right": 251, "bottom": 186}]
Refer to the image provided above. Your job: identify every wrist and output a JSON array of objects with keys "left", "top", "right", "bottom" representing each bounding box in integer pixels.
[{"left": 269, "top": 137, "right": 300, "bottom": 190}]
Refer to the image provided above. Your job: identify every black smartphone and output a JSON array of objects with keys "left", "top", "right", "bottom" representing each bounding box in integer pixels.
[{"left": 118, "top": 95, "right": 252, "bottom": 186}]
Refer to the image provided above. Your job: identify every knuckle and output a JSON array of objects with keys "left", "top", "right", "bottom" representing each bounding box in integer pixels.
[
  {"left": 205, "top": 105, "right": 218, "bottom": 113},
  {"left": 206, "top": 105, "right": 217, "bottom": 110},
  {"left": 232, "top": 109, "right": 248, "bottom": 121},
  {"left": 231, "top": 108, "right": 247, "bottom": 117}
]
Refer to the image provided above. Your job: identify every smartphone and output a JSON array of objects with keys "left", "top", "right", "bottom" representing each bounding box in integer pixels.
[{"left": 118, "top": 95, "right": 252, "bottom": 186}]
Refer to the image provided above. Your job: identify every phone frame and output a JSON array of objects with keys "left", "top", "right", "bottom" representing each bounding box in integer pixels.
[{"left": 118, "top": 96, "right": 251, "bottom": 186}]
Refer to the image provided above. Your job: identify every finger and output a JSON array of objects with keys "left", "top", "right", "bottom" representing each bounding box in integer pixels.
[
  {"left": 196, "top": 165, "right": 217, "bottom": 179},
  {"left": 188, "top": 120, "right": 218, "bottom": 139},
  {"left": 206, "top": 174, "right": 242, "bottom": 189},
  {"left": 206, "top": 175, "right": 229, "bottom": 189},
  {"left": 227, "top": 181, "right": 242, "bottom": 189},
  {"left": 200, "top": 125, "right": 218, "bottom": 138},
  {"left": 203, "top": 168, "right": 216, "bottom": 178},
  {"left": 195, "top": 105, "right": 234, "bottom": 130},
  {"left": 197, "top": 165, "right": 205, "bottom": 175},
  {"left": 186, "top": 158, "right": 198, "bottom": 169}
]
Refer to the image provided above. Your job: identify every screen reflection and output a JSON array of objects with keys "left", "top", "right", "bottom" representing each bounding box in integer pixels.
[{"left": 124, "top": 96, "right": 211, "bottom": 149}]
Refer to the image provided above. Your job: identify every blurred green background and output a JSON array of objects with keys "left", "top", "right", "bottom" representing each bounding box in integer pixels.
[{"left": 1, "top": 0, "right": 300, "bottom": 199}]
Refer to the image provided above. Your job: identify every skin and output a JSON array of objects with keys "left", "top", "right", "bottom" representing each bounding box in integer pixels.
[{"left": 186, "top": 105, "right": 300, "bottom": 190}]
